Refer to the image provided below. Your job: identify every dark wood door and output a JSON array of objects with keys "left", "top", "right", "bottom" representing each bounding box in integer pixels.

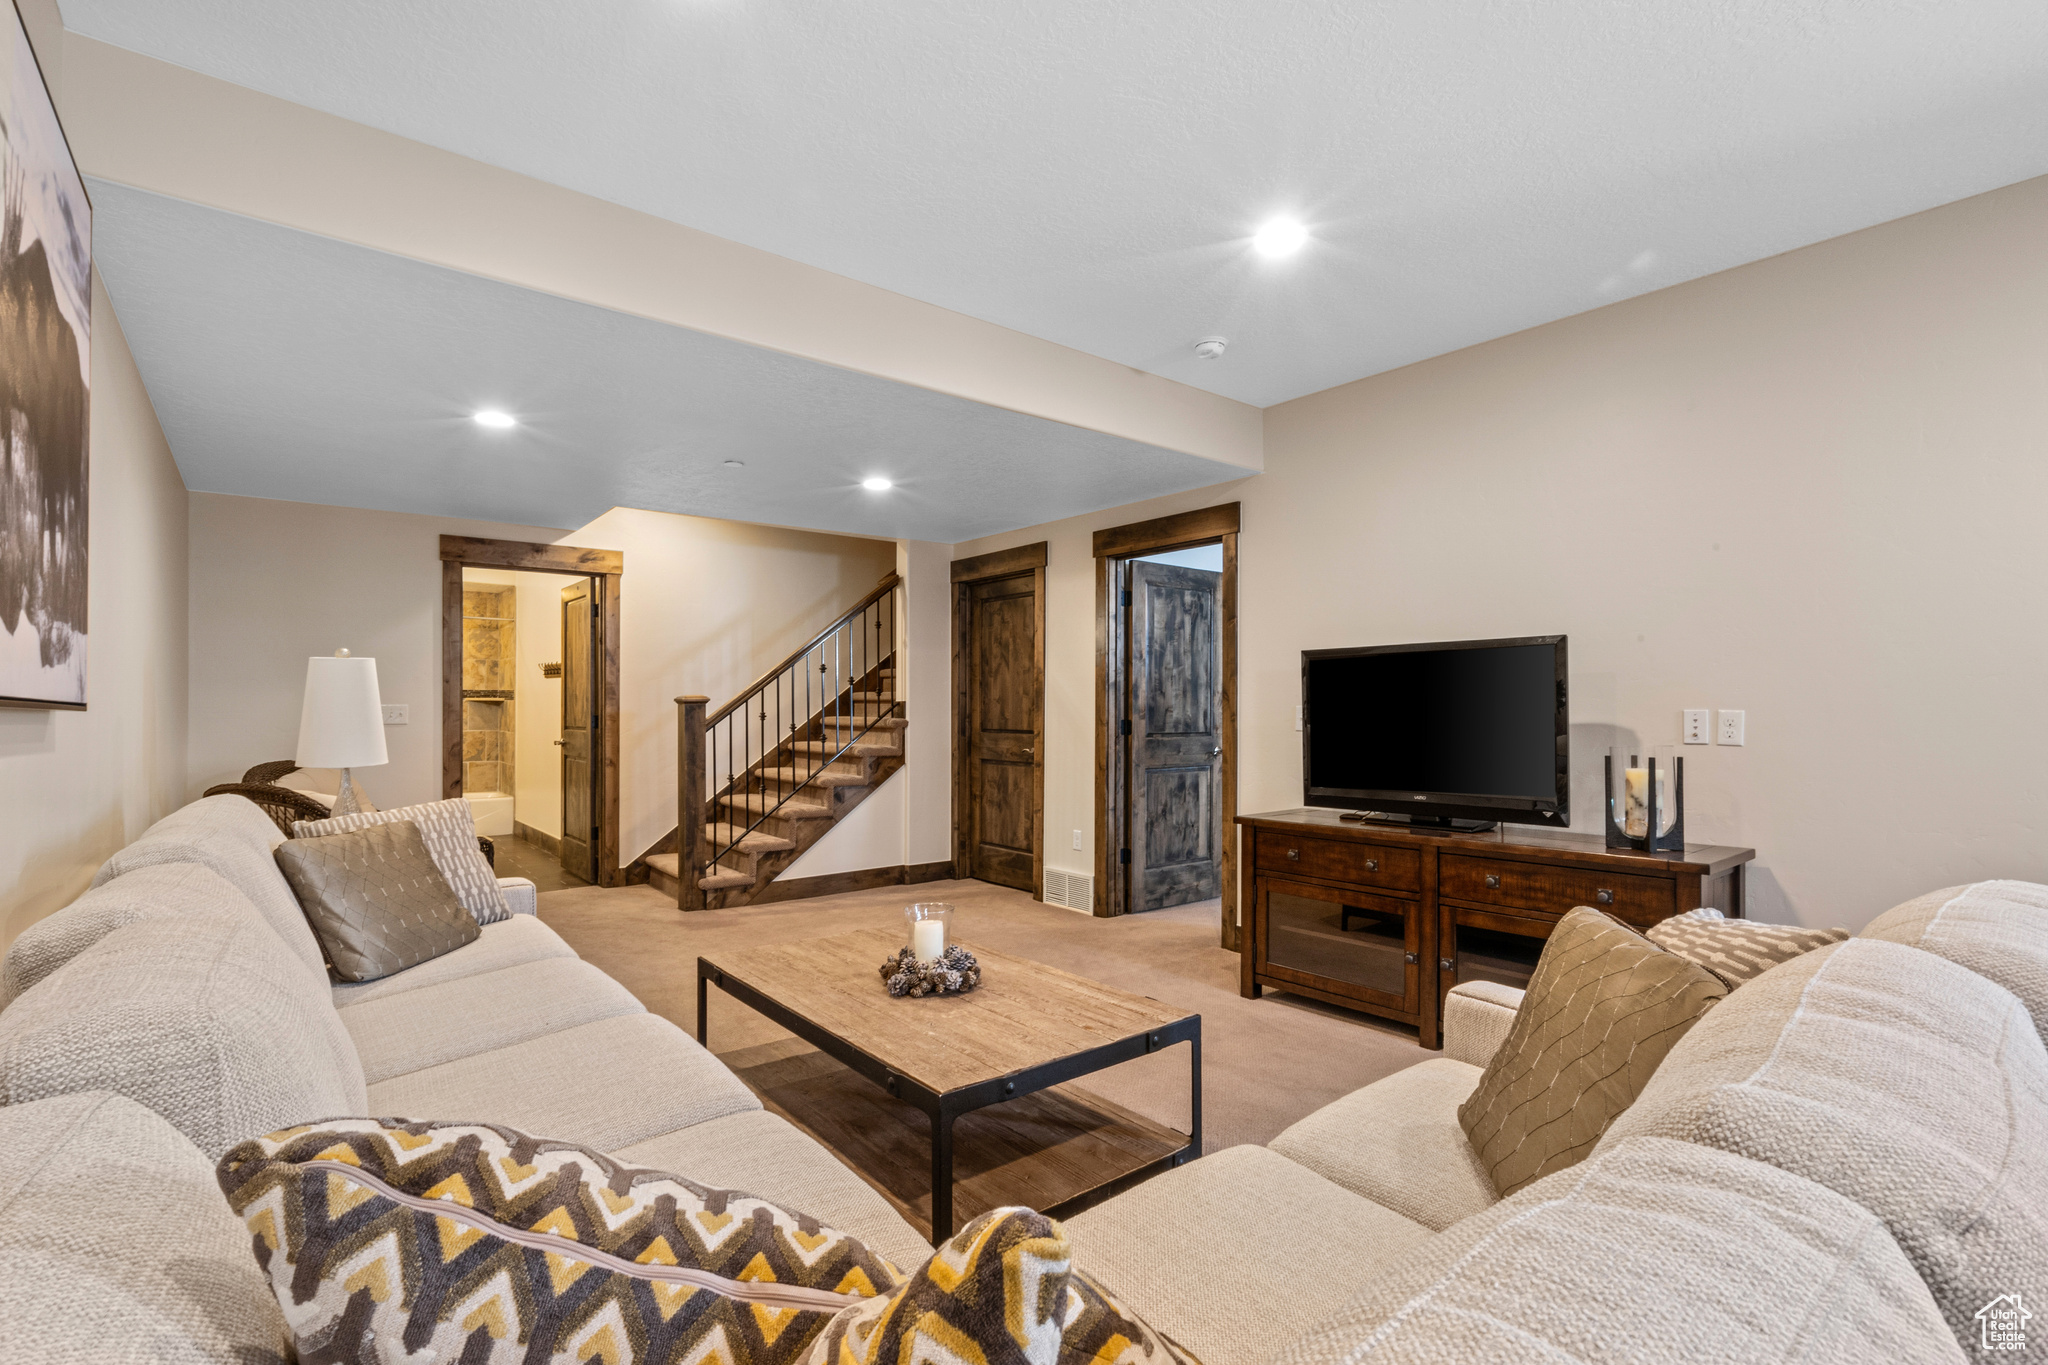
[
  {"left": 1127, "top": 560, "right": 1222, "bottom": 910},
  {"left": 559, "top": 579, "right": 597, "bottom": 881},
  {"left": 966, "top": 572, "right": 1040, "bottom": 891}
]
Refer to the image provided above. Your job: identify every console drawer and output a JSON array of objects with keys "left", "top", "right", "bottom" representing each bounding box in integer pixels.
[
  {"left": 1256, "top": 832, "right": 1420, "bottom": 892},
  {"left": 1439, "top": 854, "right": 1674, "bottom": 926}
]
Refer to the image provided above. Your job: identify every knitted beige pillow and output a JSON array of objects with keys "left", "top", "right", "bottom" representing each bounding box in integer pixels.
[
  {"left": 1458, "top": 907, "right": 1726, "bottom": 1196},
  {"left": 1648, "top": 909, "right": 1848, "bottom": 989}
]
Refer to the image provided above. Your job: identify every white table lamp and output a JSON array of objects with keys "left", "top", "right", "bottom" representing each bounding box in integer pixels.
[{"left": 296, "top": 649, "right": 388, "bottom": 816}]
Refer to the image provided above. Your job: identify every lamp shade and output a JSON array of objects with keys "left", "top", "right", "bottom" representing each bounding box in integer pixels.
[{"left": 295, "top": 654, "right": 389, "bottom": 770}]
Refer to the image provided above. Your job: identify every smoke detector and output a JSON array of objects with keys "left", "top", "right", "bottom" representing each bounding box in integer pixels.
[{"left": 1193, "top": 336, "right": 1228, "bottom": 360}]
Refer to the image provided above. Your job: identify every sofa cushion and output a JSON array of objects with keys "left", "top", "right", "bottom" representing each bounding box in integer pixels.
[
  {"left": 1599, "top": 938, "right": 2048, "bottom": 1353},
  {"left": 218, "top": 1116, "right": 901, "bottom": 1364},
  {"left": 614, "top": 1110, "right": 935, "bottom": 1274},
  {"left": 1648, "top": 911, "right": 1849, "bottom": 989},
  {"left": 1862, "top": 881, "right": 2048, "bottom": 1041},
  {"left": 327, "top": 912, "right": 576, "bottom": 1007},
  {"left": 274, "top": 820, "right": 481, "bottom": 981},
  {"left": 1269, "top": 1057, "right": 1496, "bottom": 1231},
  {"left": 2, "top": 863, "right": 273, "bottom": 1008},
  {"left": 0, "top": 1092, "right": 293, "bottom": 1364},
  {"left": 366, "top": 1012, "right": 761, "bottom": 1152},
  {"left": 91, "top": 795, "right": 329, "bottom": 982},
  {"left": 337, "top": 955, "right": 644, "bottom": 1083},
  {"left": 1458, "top": 907, "right": 1726, "bottom": 1196},
  {"left": 0, "top": 914, "right": 368, "bottom": 1159},
  {"left": 798, "top": 1206, "right": 1192, "bottom": 1365},
  {"left": 1061, "top": 1145, "right": 1434, "bottom": 1365},
  {"left": 295, "top": 796, "right": 511, "bottom": 925},
  {"left": 1439, "top": 979, "right": 1522, "bottom": 1069},
  {"left": 1271, "top": 1137, "right": 1962, "bottom": 1365}
]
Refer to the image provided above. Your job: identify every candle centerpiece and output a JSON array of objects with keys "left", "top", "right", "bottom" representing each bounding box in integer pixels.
[
  {"left": 1604, "top": 745, "right": 1685, "bottom": 852},
  {"left": 882, "top": 903, "right": 980, "bottom": 996}
]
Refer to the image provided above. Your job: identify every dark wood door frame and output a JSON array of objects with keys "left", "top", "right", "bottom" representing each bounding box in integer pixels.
[
  {"left": 950, "top": 542, "right": 1048, "bottom": 896},
  {"left": 1093, "top": 503, "right": 1239, "bottom": 947},
  {"left": 440, "top": 535, "right": 625, "bottom": 888}
]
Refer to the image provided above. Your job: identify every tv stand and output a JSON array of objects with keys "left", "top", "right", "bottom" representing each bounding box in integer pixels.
[
  {"left": 1339, "top": 811, "right": 1497, "bottom": 835},
  {"left": 1237, "top": 808, "right": 1755, "bottom": 1048}
]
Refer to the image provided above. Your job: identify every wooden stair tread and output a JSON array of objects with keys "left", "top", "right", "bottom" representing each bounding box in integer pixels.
[
  {"left": 720, "top": 793, "right": 833, "bottom": 819},
  {"left": 819, "top": 716, "right": 907, "bottom": 731},
  {"left": 698, "top": 869, "right": 755, "bottom": 890},
  {"left": 791, "top": 740, "right": 901, "bottom": 758},
  {"left": 759, "top": 766, "right": 868, "bottom": 787},
  {"left": 703, "top": 825, "right": 796, "bottom": 853}
]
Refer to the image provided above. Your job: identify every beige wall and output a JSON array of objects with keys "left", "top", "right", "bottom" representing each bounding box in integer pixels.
[
  {"left": 957, "top": 172, "right": 2048, "bottom": 932},
  {"left": 187, "top": 496, "right": 898, "bottom": 866},
  {"left": 1, "top": 7, "right": 192, "bottom": 959}
]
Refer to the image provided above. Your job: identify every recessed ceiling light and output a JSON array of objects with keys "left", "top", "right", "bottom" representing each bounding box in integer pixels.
[
  {"left": 472, "top": 409, "right": 516, "bottom": 429},
  {"left": 1252, "top": 217, "right": 1308, "bottom": 258},
  {"left": 861, "top": 476, "right": 893, "bottom": 492}
]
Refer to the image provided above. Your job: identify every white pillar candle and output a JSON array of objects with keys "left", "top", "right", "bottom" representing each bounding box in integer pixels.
[
  {"left": 911, "top": 917, "right": 945, "bottom": 963},
  {"left": 1624, "top": 767, "right": 1649, "bottom": 837}
]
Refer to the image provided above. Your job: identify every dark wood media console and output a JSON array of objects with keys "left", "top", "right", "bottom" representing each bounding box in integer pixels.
[{"left": 1237, "top": 808, "right": 1755, "bottom": 1048}]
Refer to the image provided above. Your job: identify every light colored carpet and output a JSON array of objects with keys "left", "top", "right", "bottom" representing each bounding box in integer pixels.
[{"left": 537, "top": 877, "right": 1432, "bottom": 1153}]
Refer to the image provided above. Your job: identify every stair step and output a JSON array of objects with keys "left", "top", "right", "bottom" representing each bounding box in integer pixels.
[
  {"left": 758, "top": 765, "right": 869, "bottom": 788},
  {"left": 702, "top": 824, "right": 795, "bottom": 854},
  {"left": 646, "top": 853, "right": 680, "bottom": 877},
  {"left": 792, "top": 739, "right": 902, "bottom": 759},
  {"left": 719, "top": 792, "right": 833, "bottom": 820},
  {"left": 698, "top": 868, "right": 754, "bottom": 891},
  {"left": 820, "top": 716, "right": 907, "bottom": 732}
]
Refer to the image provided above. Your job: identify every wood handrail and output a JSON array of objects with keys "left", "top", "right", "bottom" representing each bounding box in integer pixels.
[{"left": 705, "top": 572, "right": 902, "bottom": 726}]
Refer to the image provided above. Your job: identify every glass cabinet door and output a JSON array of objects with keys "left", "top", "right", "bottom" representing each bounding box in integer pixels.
[{"left": 1258, "top": 878, "right": 1419, "bottom": 1013}]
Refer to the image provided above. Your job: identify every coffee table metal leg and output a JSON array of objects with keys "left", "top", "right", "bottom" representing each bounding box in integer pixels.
[
  {"left": 930, "top": 1108, "right": 956, "bottom": 1242},
  {"left": 1188, "top": 1026, "right": 1203, "bottom": 1160},
  {"left": 696, "top": 965, "right": 709, "bottom": 1045}
]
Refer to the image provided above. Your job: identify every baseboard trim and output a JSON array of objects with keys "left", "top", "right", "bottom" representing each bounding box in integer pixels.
[
  {"left": 514, "top": 822, "right": 560, "bottom": 856},
  {"left": 752, "top": 860, "right": 958, "bottom": 906}
]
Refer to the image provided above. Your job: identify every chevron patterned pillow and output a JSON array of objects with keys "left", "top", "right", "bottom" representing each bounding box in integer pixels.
[
  {"left": 217, "top": 1118, "right": 903, "bottom": 1364},
  {"left": 799, "top": 1206, "right": 1197, "bottom": 1365}
]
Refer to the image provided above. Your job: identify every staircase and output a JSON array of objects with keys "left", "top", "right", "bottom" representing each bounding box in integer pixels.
[{"left": 643, "top": 574, "right": 905, "bottom": 910}]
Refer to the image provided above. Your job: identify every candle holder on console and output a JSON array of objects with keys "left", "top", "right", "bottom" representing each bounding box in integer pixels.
[
  {"left": 1605, "top": 745, "right": 1685, "bottom": 853},
  {"left": 880, "top": 903, "right": 980, "bottom": 996}
]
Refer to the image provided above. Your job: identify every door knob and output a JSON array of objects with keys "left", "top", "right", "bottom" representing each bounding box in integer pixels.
[
  {"left": 1211, "top": 747, "right": 1221, "bottom": 756},
  {"left": 1596, "top": 889, "right": 1615, "bottom": 904},
  {"left": 552, "top": 739, "right": 565, "bottom": 746},
  {"left": 1484, "top": 874, "right": 1500, "bottom": 889}
]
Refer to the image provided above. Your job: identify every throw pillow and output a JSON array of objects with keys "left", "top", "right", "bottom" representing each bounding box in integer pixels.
[
  {"left": 1457, "top": 907, "right": 1727, "bottom": 1197},
  {"left": 295, "top": 796, "right": 510, "bottom": 924},
  {"left": 799, "top": 1206, "right": 1195, "bottom": 1365},
  {"left": 1648, "top": 913, "right": 1849, "bottom": 989},
  {"left": 274, "top": 822, "right": 481, "bottom": 981},
  {"left": 217, "top": 1118, "right": 902, "bottom": 1364}
]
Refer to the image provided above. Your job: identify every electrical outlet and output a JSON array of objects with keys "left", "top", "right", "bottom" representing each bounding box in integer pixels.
[
  {"left": 381, "top": 703, "right": 408, "bottom": 725},
  {"left": 1718, "top": 709, "right": 1745, "bottom": 746},
  {"left": 1072, "top": 829, "right": 1083, "bottom": 850},
  {"left": 1683, "top": 709, "right": 1710, "bottom": 744}
]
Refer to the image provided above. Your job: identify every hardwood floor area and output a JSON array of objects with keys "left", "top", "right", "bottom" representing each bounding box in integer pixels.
[{"left": 493, "top": 833, "right": 590, "bottom": 893}]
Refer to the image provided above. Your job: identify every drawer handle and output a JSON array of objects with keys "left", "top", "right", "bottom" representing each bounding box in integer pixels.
[
  {"left": 1404, "top": 952, "right": 1419, "bottom": 965},
  {"left": 1366, "top": 858, "right": 1379, "bottom": 872},
  {"left": 1286, "top": 848, "right": 1300, "bottom": 861},
  {"left": 1596, "top": 889, "right": 1615, "bottom": 905},
  {"left": 1439, "top": 957, "right": 1455, "bottom": 972},
  {"left": 1484, "top": 874, "right": 1501, "bottom": 889}
]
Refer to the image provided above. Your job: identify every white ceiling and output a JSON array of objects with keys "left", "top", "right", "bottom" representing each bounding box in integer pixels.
[
  {"left": 62, "top": 0, "right": 2048, "bottom": 407},
  {"left": 90, "top": 183, "right": 1247, "bottom": 542}
]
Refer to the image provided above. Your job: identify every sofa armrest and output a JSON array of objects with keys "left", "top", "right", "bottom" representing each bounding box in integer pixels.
[
  {"left": 1442, "top": 981, "right": 1523, "bottom": 1068},
  {"left": 496, "top": 878, "right": 537, "bottom": 916}
]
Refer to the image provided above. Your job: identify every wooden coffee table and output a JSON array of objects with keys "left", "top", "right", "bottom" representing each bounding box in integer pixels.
[{"left": 697, "top": 926, "right": 1201, "bottom": 1239}]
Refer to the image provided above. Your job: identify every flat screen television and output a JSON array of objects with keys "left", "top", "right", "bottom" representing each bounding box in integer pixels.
[{"left": 1302, "top": 635, "right": 1568, "bottom": 831}]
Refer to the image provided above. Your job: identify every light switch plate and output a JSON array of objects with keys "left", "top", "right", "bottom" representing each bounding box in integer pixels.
[
  {"left": 382, "top": 703, "right": 409, "bottom": 725},
  {"left": 1683, "top": 709, "right": 1710, "bottom": 744},
  {"left": 1072, "top": 829, "right": 1083, "bottom": 850},
  {"left": 1718, "top": 709, "right": 1745, "bottom": 746}
]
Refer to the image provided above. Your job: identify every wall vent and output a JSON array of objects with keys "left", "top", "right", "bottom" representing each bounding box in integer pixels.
[{"left": 1043, "top": 867, "right": 1094, "bottom": 913}]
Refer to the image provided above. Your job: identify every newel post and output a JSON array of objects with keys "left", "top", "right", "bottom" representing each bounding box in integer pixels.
[{"left": 676, "top": 696, "right": 709, "bottom": 913}]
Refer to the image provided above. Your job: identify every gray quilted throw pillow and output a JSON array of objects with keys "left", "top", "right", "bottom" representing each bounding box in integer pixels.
[
  {"left": 294, "top": 797, "right": 510, "bottom": 924},
  {"left": 275, "top": 821, "right": 480, "bottom": 982}
]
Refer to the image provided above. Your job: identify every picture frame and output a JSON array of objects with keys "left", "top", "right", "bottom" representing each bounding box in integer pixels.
[{"left": 0, "top": 0, "right": 92, "bottom": 710}]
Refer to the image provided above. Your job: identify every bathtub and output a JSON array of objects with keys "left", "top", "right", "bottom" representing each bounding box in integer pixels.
[{"left": 464, "top": 791, "right": 515, "bottom": 837}]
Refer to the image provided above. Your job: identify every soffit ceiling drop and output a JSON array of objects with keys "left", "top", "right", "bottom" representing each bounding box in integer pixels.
[
  {"left": 62, "top": 0, "right": 2048, "bottom": 407},
  {"left": 91, "top": 183, "right": 1248, "bottom": 542}
]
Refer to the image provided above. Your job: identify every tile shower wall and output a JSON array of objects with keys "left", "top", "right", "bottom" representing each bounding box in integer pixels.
[{"left": 462, "top": 586, "right": 515, "bottom": 795}]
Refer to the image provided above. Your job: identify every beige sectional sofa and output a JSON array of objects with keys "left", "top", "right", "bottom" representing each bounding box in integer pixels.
[{"left": 1, "top": 795, "right": 2042, "bottom": 1364}]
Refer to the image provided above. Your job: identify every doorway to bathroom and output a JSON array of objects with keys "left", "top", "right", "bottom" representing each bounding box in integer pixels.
[{"left": 439, "top": 536, "right": 624, "bottom": 889}]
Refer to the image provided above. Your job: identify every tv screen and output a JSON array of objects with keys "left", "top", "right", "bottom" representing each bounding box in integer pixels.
[{"left": 1303, "top": 636, "right": 1567, "bottom": 828}]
